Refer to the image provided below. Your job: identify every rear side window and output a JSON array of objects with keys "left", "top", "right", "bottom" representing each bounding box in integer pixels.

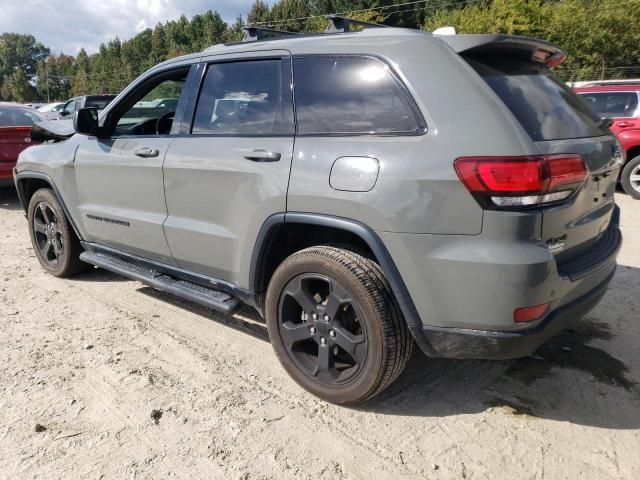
[
  {"left": 467, "top": 56, "right": 606, "bottom": 141},
  {"left": 577, "top": 91, "right": 639, "bottom": 118},
  {"left": 293, "top": 56, "right": 423, "bottom": 135},
  {"left": 193, "top": 59, "right": 292, "bottom": 135}
]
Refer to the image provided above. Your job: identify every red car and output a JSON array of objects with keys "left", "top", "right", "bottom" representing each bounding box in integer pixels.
[
  {"left": 0, "top": 102, "right": 44, "bottom": 187},
  {"left": 574, "top": 84, "right": 640, "bottom": 199}
]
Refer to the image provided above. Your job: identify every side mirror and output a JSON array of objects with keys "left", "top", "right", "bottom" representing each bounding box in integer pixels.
[{"left": 74, "top": 108, "right": 99, "bottom": 135}]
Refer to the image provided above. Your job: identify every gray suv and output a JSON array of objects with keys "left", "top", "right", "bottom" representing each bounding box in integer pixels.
[{"left": 14, "top": 18, "right": 622, "bottom": 404}]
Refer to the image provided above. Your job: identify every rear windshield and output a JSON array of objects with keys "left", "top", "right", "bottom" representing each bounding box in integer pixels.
[
  {"left": 466, "top": 56, "right": 606, "bottom": 141},
  {"left": 85, "top": 96, "right": 115, "bottom": 110},
  {"left": 577, "top": 91, "right": 639, "bottom": 118},
  {"left": 0, "top": 107, "right": 44, "bottom": 127}
]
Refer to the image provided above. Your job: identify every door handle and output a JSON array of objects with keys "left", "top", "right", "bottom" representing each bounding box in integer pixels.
[
  {"left": 243, "top": 149, "right": 281, "bottom": 162},
  {"left": 135, "top": 147, "right": 160, "bottom": 158},
  {"left": 617, "top": 121, "right": 634, "bottom": 128}
]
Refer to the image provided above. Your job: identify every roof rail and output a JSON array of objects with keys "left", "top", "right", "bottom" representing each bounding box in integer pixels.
[
  {"left": 324, "top": 15, "right": 389, "bottom": 33},
  {"left": 242, "top": 26, "right": 299, "bottom": 42}
]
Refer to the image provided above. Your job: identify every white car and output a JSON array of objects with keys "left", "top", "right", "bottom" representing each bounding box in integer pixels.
[{"left": 37, "top": 102, "right": 65, "bottom": 114}]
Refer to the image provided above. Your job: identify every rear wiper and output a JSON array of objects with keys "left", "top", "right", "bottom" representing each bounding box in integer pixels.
[{"left": 597, "top": 117, "right": 614, "bottom": 129}]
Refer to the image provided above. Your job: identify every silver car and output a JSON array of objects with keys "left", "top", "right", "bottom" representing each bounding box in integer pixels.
[{"left": 14, "top": 18, "right": 622, "bottom": 404}]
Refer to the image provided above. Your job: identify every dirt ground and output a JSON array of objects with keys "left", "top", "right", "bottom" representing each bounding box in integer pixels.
[{"left": 0, "top": 187, "right": 638, "bottom": 480}]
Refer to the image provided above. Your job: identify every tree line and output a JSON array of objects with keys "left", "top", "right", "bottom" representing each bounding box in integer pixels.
[{"left": 0, "top": 0, "right": 638, "bottom": 103}]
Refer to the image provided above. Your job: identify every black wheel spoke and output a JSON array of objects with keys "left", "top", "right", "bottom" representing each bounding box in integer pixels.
[
  {"left": 316, "top": 344, "right": 333, "bottom": 374},
  {"left": 325, "top": 281, "right": 350, "bottom": 319},
  {"left": 33, "top": 220, "right": 47, "bottom": 234},
  {"left": 39, "top": 204, "right": 51, "bottom": 224},
  {"left": 42, "top": 239, "right": 52, "bottom": 257},
  {"left": 52, "top": 238, "right": 62, "bottom": 259},
  {"left": 280, "top": 321, "right": 313, "bottom": 349},
  {"left": 333, "top": 324, "right": 366, "bottom": 362},
  {"left": 284, "top": 276, "right": 318, "bottom": 314}
]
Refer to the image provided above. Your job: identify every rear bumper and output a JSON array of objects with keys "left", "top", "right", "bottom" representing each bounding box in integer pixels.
[{"left": 409, "top": 268, "right": 614, "bottom": 359}]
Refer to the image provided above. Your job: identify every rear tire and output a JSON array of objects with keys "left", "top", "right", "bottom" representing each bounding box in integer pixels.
[
  {"left": 621, "top": 156, "right": 640, "bottom": 200},
  {"left": 27, "top": 188, "right": 88, "bottom": 277},
  {"left": 265, "top": 246, "right": 412, "bottom": 405}
]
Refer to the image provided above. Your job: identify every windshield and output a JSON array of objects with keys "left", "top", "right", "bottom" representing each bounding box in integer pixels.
[{"left": 466, "top": 56, "right": 606, "bottom": 141}]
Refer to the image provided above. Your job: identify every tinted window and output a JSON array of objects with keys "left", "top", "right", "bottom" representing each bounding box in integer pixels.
[
  {"left": 293, "top": 56, "right": 421, "bottom": 135},
  {"left": 193, "top": 60, "right": 291, "bottom": 135},
  {"left": 467, "top": 56, "right": 606, "bottom": 141},
  {"left": 85, "top": 96, "right": 115, "bottom": 110},
  {"left": 577, "top": 92, "right": 639, "bottom": 118},
  {"left": 0, "top": 107, "right": 44, "bottom": 126}
]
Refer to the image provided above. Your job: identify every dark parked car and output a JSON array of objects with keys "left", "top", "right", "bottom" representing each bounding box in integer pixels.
[
  {"left": 0, "top": 103, "right": 44, "bottom": 187},
  {"left": 46, "top": 95, "right": 116, "bottom": 120}
]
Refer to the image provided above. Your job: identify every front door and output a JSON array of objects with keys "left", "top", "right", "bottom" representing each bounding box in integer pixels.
[
  {"left": 73, "top": 67, "right": 192, "bottom": 264},
  {"left": 163, "top": 55, "right": 295, "bottom": 286}
]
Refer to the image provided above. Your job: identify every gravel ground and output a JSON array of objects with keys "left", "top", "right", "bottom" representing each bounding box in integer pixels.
[{"left": 0, "top": 187, "right": 638, "bottom": 480}]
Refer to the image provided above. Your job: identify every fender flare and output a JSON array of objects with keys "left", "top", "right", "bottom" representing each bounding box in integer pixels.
[
  {"left": 249, "top": 212, "right": 435, "bottom": 353},
  {"left": 14, "top": 171, "right": 83, "bottom": 240}
]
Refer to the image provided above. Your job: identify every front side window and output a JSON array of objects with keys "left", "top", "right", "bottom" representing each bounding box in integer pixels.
[
  {"left": 113, "top": 71, "right": 187, "bottom": 136},
  {"left": 577, "top": 92, "right": 639, "bottom": 118},
  {"left": 293, "top": 56, "right": 423, "bottom": 135},
  {"left": 64, "top": 99, "right": 77, "bottom": 114},
  {"left": 192, "top": 59, "right": 291, "bottom": 135},
  {"left": 85, "top": 95, "right": 115, "bottom": 110}
]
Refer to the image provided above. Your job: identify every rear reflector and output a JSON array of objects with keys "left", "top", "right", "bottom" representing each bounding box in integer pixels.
[
  {"left": 514, "top": 303, "right": 550, "bottom": 323},
  {"left": 454, "top": 154, "right": 587, "bottom": 209}
]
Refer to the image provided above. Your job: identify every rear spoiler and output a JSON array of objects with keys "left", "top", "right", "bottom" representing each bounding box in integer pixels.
[{"left": 439, "top": 34, "right": 567, "bottom": 68}]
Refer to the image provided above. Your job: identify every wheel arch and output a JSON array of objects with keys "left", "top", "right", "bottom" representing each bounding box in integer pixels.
[
  {"left": 15, "top": 171, "right": 83, "bottom": 240},
  {"left": 626, "top": 145, "right": 640, "bottom": 163},
  {"left": 249, "top": 212, "right": 427, "bottom": 341}
]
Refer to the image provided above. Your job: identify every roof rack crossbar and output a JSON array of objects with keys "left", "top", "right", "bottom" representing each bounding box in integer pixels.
[
  {"left": 242, "top": 26, "right": 299, "bottom": 42},
  {"left": 324, "top": 15, "right": 388, "bottom": 33}
]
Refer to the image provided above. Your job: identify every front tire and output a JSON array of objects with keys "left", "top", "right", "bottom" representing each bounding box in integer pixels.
[
  {"left": 27, "top": 188, "right": 88, "bottom": 277},
  {"left": 621, "top": 156, "right": 640, "bottom": 200},
  {"left": 265, "top": 246, "right": 412, "bottom": 405}
]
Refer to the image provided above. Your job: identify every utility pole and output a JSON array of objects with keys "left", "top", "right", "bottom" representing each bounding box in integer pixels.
[{"left": 45, "top": 61, "right": 50, "bottom": 102}]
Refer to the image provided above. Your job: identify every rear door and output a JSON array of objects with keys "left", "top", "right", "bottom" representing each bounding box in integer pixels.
[
  {"left": 466, "top": 55, "right": 622, "bottom": 260},
  {"left": 162, "top": 53, "right": 295, "bottom": 285}
]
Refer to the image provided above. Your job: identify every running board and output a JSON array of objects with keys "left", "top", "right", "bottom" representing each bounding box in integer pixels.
[{"left": 79, "top": 251, "right": 240, "bottom": 315}]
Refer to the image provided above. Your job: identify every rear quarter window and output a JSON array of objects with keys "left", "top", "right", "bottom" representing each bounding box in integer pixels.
[
  {"left": 293, "top": 56, "right": 424, "bottom": 135},
  {"left": 466, "top": 56, "right": 606, "bottom": 141}
]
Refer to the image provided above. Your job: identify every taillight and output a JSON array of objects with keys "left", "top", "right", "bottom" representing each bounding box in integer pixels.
[{"left": 454, "top": 154, "right": 587, "bottom": 209}]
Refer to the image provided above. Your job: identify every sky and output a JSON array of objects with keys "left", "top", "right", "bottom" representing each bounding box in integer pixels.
[{"left": 0, "top": 0, "right": 256, "bottom": 55}]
